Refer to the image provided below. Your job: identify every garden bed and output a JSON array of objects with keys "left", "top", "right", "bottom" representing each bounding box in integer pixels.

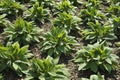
[{"left": 0, "top": 0, "right": 120, "bottom": 80}]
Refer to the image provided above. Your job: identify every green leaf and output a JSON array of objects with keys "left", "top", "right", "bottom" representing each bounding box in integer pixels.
[
  {"left": 34, "top": 36, "right": 40, "bottom": 42},
  {"left": 53, "top": 56, "right": 60, "bottom": 64},
  {"left": 105, "top": 58, "right": 112, "bottom": 64},
  {"left": 78, "top": 62, "right": 87, "bottom": 70},
  {"left": 74, "top": 58, "right": 83, "bottom": 62},
  {"left": 25, "top": 53, "right": 33, "bottom": 58},
  {"left": 48, "top": 72, "right": 57, "bottom": 77},
  {"left": 0, "top": 74, "right": 4, "bottom": 80},
  {"left": 0, "top": 63, "right": 7, "bottom": 72},
  {"left": 89, "top": 62, "right": 98, "bottom": 73},
  {"left": 90, "top": 75, "right": 98, "bottom": 80},
  {"left": 13, "top": 63, "right": 19, "bottom": 70},
  {"left": 103, "top": 64, "right": 111, "bottom": 73},
  {"left": 24, "top": 76, "right": 34, "bottom": 80},
  {"left": 39, "top": 76, "right": 45, "bottom": 80},
  {"left": 81, "top": 78, "right": 89, "bottom": 80},
  {"left": 20, "top": 45, "right": 29, "bottom": 54}
]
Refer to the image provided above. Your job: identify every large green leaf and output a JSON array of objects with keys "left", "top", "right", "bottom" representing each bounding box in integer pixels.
[{"left": 78, "top": 62, "right": 87, "bottom": 70}]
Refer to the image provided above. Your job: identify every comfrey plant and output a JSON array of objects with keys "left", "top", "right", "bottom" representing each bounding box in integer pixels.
[
  {"left": 24, "top": 1, "right": 50, "bottom": 24},
  {"left": 25, "top": 56, "right": 70, "bottom": 80},
  {"left": 85, "top": 0, "right": 102, "bottom": 8},
  {"left": 113, "top": 16, "right": 120, "bottom": 39},
  {"left": 80, "top": 7, "right": 106, "bottom": 25},
  {"left": 0, "top": 14, "right": 10, "bottom": 27},
  {"left": 41, "top": 27, "right": 77, "bottom": 59},
  {"left": 79, "top": 0, "right": 106, "bottom": 25},
  {"left": 55, "top": 0, "right": 75, "bottom": 14},
  {"left": 0, "top": 0, "right": 24, "bottom": 18},
  {"left": 30, "top": 0, "right": 55, "bottom": 9},
  {"left": 53, "top": 12, "right": 81, "bottom": 32},
  {"left": 4, "top": 17, "right": 42, "bottom": 46},
  {"left": 0, "top": 14, "right": 10, "bottom": 33},
  {"left": 74, "top": 42, "right": 119, "bottom": 73},
  {"left": 0, "top": 42, "right": 33, "bottom": 76},
  {"left": 81, "top": 22, "right": 116, "bottom": 43},
  {"left": 108, "top": 4, "right": 120, "bottom": 17}
]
